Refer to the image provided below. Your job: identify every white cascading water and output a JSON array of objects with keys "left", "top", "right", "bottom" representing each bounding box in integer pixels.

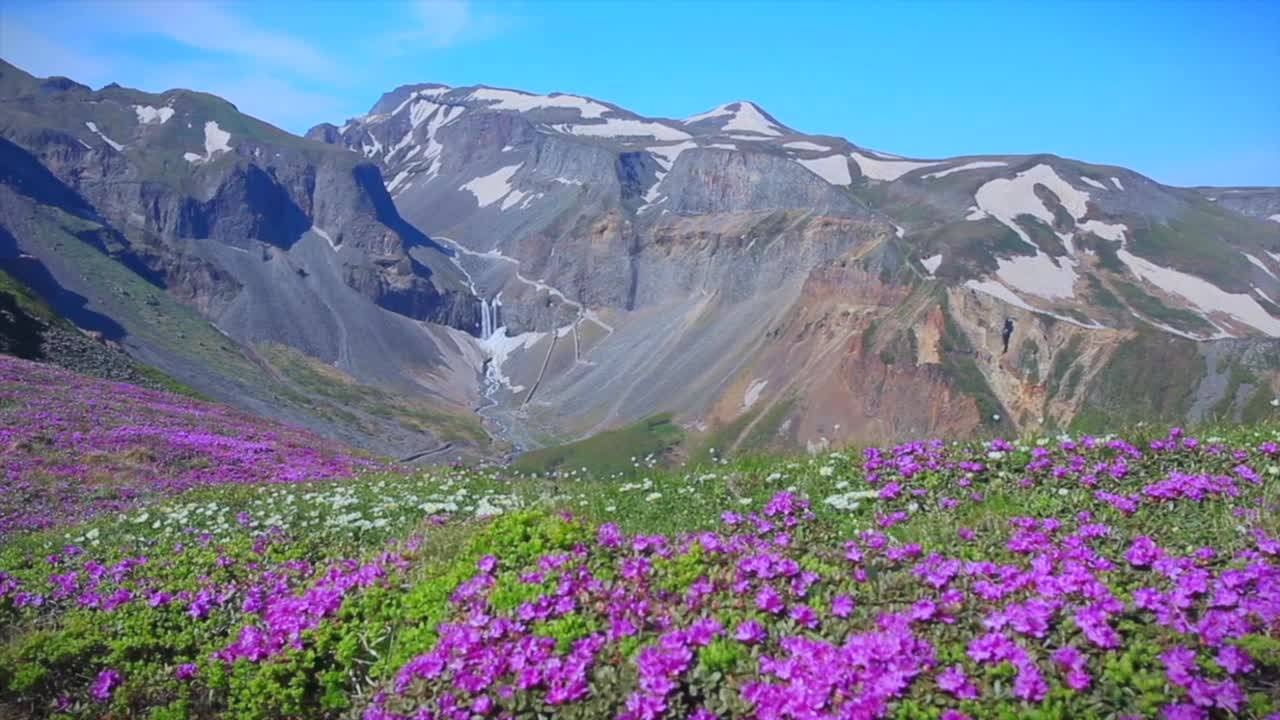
[
  {"left": 480, "top": 297, "right": 493, "bottom": 339},
  {"left": 478, "top": 294, "right": 502, "bottom": 340}
]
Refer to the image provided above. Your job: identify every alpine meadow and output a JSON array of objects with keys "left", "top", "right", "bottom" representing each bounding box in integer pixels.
[{"left": 2, "top": 1, "right": 1280, "bottom": 718}]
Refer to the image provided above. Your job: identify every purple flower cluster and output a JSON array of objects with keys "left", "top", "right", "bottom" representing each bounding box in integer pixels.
[{"left": 0, "top": 357, "right": 373, "bottom": 536}]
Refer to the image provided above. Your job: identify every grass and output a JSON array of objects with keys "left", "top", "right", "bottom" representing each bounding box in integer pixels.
[
  {"left": 33, "top": 207, "right": 259, "bottom": 380},
  {"left": 0, "top": 269, "right": 60, "bottom": 325},
  {"left": 513, "top": 413, "right": 684, "bottom": 477},
  {"left": 1127, "top": 201, "right": 1257, "bottom": 294},
  {"left": 1070, "top": 329, "right": 1207, "bottom": 433},
  {"left": 3, "top": 406, "right": 1280, "bottom": 719}
]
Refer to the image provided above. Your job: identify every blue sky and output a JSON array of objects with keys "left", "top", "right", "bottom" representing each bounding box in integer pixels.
[{"left": 3, "top": 0, "right": 1277, "bottom": 186}]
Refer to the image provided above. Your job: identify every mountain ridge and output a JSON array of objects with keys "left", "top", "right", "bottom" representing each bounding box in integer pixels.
[{"left": 3, "top": 57, "right": 1280, "bottom": 461}]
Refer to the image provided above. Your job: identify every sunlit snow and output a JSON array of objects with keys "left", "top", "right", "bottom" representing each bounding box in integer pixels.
[
  {"left": 922, "top": 161, "right": 1007, "bottom": 179},
  {"left": 850, "top": 151, "right": 940, "bottom": 181},
  {"left": 133, "top": 105, "right": 175, "bottom": 125},
  {"left": 797, "top": 155, "right": 852, "bottom": 186},
  {"left": 461, "top": 164, "right": 523, "bottom": 207}
]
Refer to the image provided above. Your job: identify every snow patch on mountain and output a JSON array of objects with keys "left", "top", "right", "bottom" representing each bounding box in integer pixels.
[
  {"left": 850, "top": 151, "right": 940, "bottom": 181},
  {"left": 1111, "top": 177, "right": 1125, "bottom": 191},
  {"left": 721, "top": 102, "right": 783, "bottom": 136},
  {"left": 1269, "top": 214, "right": 1280, "bottom": 223},
  {"left": 965, "top": 279, "right": 1035, "bottom": 311},
  {"left": 797, "top": 155, "right": 852, "bottom": 186},
  {"left": 922, "top": 161, "right": 1007, "bottom": 179},
  {"left": 685, "top": 102, "right": 784, "bottom": 136},
  {"left": 184, "top": 121, "right": 231, "bottom": 163},
  {"left": 311, "top": 227, "right": 338, "bottom": 250},
  {"left": 784, "top": 141, "right": 829, "bottom": 152},
  {"left": 644, "top": 141, "right": 698, "bottom": 203},
  {"left": 683, "top": 105, "right": 735, "bottom": 124},
  {"left": 556, "top": 118, "right": 690, "bottom": 141},
  {"left": 84, "top": 122, "right": 123, "bottom": 151},
  {"left": 1077, "top": 220, "right": 1127, "bottom": 243},
  {"left": 467, "top": 87, "right": 611, "bottom": 119},
  {"left": 133, "top": 105, "right": 174, "bottom": 125},
  {"left": 1079, "top": 176, "right": 1108, "bottom": 190},
  {"left": 965, "top": 279, "right": 1103, "bottom": 328},
  {"left": 977, "top": 164, "right": 1091, "bottom": 222},
  {"left": 203, "top": 121, "right": 231, "bottom": 156},
  {"left": 387, "top": 169, "right": 413, "bottom": 193},
  {"left": 743, "top": 379, "right": 768, "bottom": 410},
  {"left": 921, "top": 254, "right": 943, "bottom": 274},
  {"left": 1118, "top": 250, "right": 1280, "bottom": 336},
  {"left": 965, "top": 207, "right": 988, "bottom": 221},
  {"left": 1245, "top": 253, "right": 1278, "bottom": 280},
  {"left": 974, "top": 164, "right": 1127, "bottom": 247},
  {"left": 462, "top": 164, "right": 523, "bottom": 207},
  {"left": 500, "top": 188, "right": 530, "bottom": 211},
  {"left": 996, "top": 253, "right": 1078, "bottom": 301}
]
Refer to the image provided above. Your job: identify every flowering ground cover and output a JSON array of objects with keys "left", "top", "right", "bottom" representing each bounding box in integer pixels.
[
  {"left": 2, "top": 366, "right": 1280, "bottom": 718},
  {"left": 0, "top": 356, "right": 374, "bottom": 536}
]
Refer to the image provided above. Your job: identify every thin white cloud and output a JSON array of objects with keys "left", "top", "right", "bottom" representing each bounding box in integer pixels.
[
  {"left": 381, "top": 0, "right": 508, "bottom": 54},
  {"left": 113, "top": 0, "right": 341, "bottom": 81},
  {"left": 415, "top": 0, "right": 472, "bottom": 48}
]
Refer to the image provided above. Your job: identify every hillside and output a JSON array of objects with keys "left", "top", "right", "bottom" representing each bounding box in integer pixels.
[
  {"left": 0, "top": 356, "right": 373, "bottom": 536},
  {"left": 0, "top": 60, "right": 493, "bottom": 460},
  {"left": 1, "top": 366, "right": 1278, "bottom": 718},
  {"left": 318, "top": 82, "right": 1280, "bottom": 454}
]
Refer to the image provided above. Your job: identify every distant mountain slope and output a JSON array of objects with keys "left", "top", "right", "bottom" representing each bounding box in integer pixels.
[
  {"left": 1195, "top": 186, "right": 1280, "bottom": 223},
  {"left": 3, "top": 57, "right": 1277, "bottom": 459},
  {"left": 309, "top": 81, "right": 1280, "bottom": 451},
  {"left": 0, "top": 60, "right": 494, "bottom": 460}
]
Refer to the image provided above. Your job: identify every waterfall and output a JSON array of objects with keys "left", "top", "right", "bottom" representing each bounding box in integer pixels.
[
  {"left": 480, "top": 297, "right": 493, "bottom": 339},
  {"left": 478, "top": 293, "right": 503, "bottom": 341}
]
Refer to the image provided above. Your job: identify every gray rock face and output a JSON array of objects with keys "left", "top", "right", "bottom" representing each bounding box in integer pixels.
[
  {"left": 0, "top": 60, "right": 491, "bottom": 458},
  {"left": 311, "top": 79, "right": 1280, "bottom": 451}
]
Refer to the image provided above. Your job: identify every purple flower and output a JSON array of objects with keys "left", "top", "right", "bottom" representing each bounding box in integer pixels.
[
  {"left": 1216, "top": 645, "right": 1254, "bottom": 675},
  {"left": 175, "top": 663, "right": 198, "bottom": 681},
  {"left": 734, "top": 620, "right": 766, "bottom": 644},
  {"left": 1125, "top": 536, "right": 1163, "bottom": 567},
  {"left": 755, "top": 586, "right": 784, "bottom": 615},
  {"left": 831, "top": 594, "right": 855, "bottom": 618},
  {"left": 936, "top": 664, "right": 979, "bottom": 699},
  {"left": 91, "top": 668, "right": 122, "bottom": 702}
]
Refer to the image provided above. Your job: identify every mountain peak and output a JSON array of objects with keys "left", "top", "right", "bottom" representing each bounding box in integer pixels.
[{"left": 682, "top": 100, "right": 787, "bottom": 136}]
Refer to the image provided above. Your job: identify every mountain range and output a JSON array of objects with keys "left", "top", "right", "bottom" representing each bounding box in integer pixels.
[{"left": 3, "top": 58, "right": 1279, "bottom": 463}]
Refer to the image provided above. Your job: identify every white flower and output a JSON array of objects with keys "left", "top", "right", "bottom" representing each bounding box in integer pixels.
[
  {"left": 818, "top": 466, "right": 835, "bottom": 478},
  {"left": 835, "top": 480, "right": 850, "bottom": 490},
  {"left": 645, "top": 492, "right": 663, "bottom": 502}
]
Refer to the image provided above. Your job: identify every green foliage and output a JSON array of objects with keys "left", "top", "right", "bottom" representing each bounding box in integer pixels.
[
  {"left": 698, "top": 638, "right": 743, "bottom": 674},
  {"left": 513, "top": 413, "right": 684, "bottom": 477}
]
